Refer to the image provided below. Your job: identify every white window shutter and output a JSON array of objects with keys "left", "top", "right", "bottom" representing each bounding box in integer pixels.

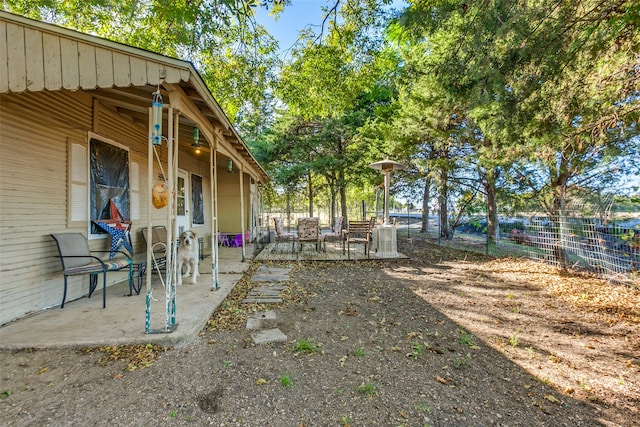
[{"left": 70, "top": 143, "right": 87, "bottom": 222}]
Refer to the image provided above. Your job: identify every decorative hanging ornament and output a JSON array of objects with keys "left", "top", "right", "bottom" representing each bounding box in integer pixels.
[
  {"left": 152, "top": 181, "right": 168, "bottom": 209},
  {"left": 151, "top": 90, "right": 163, "bottom": 145}
]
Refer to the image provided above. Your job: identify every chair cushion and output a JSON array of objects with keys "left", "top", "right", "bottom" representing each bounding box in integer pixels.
[
  {"left": 64, "top": 258, "right": 131, "bottom": 275},
  {"left": 298, "top": 218, "right": 319, "bottom": 241}
]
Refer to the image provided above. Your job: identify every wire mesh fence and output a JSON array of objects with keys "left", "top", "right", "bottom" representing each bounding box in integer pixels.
[
  {"left": 498, "top": 202, "right": 639, "bottom": 285},
  {"left": 396, "top": 199, "right": 639, "bottom": 287}
]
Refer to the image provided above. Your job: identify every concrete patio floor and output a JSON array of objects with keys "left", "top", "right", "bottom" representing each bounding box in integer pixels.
[{"left": 0, "top": 246, "right": 255, "bottom": 350}]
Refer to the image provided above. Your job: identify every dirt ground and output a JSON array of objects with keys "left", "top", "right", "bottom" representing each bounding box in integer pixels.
[{"left": 1, "top": 235, "right": 638, "bottom": 426}]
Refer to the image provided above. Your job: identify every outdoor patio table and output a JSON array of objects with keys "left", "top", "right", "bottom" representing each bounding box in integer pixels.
[{"left": 372, "top": 224, "right": 398, "bottom": 258}]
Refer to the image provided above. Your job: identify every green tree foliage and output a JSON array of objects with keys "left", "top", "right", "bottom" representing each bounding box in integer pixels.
[
  {"left": 397, "top": 0, "right": 640, "bottom": 212},
  {"left": 258, "top": 2, "right": 400, "bottom": 222},
  {"left": 388, "top": 0, "right": 639, "bottom": 248}
]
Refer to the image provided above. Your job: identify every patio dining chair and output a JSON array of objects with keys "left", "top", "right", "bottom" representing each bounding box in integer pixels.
[
  {"left": 321, "top": 216, "right": 344, "bottom": 252},
  {"left": 51, "top": 233, "right": 133, "bottom": 309},
  {"left": 297, "top": 217, "right": 321, "bottom": 251},
  {"left": 344, "top": 220, "right": 372, "bottom": 260},
  {"left": 273, "top": 217, "right": 296, "bottom": 252},
  {"left": 218, "top": 232, "right": 231, "bottom": 247}
]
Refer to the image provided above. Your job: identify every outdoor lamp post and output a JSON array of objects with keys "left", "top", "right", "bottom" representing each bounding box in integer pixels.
[{"left": 368, "top": 159, "right": 404, "bottom": 225}]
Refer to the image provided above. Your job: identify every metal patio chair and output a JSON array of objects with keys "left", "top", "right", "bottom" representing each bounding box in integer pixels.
[{"left": 51, "top": 233, "right": 133, "bottom": 308}]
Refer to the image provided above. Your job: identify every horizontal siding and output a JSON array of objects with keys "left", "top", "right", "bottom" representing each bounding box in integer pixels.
[
  {"left": 1, "top": 90, "right": 93, "bottom": 130},
  {"left": 0, "top": 106, "right": 83, "bottom": 324},
  {"left": 94, "top": 102, "right": 147, "bottom": 147},
  {"left": 0, "top": 95, "right": 150, "bottom": 324}
]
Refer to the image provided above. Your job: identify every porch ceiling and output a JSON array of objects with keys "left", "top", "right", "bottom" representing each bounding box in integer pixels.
[{"left": 89, "top": 82, "right": 268, "bottom": 182}]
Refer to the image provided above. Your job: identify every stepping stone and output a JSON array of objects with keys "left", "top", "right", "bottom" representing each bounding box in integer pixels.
[
  {"left": 248, "top": 290, "right": 281, "bottom": 297},
  {"left": 242, "top": 297, "right": 283, "bottom": 304},
  {"left": 246, "top": 310, "right": 276, "bottom": 330},
  {"left": 251, "top": 328, "right": 287, "bottom": 345},
  {"left": 252, "top": 284, "right": 287, "bottom": 291},
  {"left": 252, "top": 265, "right": 292, "bottom": 282},
  {"left": 252, "top": 274, "right": 290, "bottom": 282},
  {"left": 256, "top": 265, "right": 291, "bottom": 275}
]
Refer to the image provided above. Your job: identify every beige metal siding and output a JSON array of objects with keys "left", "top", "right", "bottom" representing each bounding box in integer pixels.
[
  {"left": 1, "top": 90, "right": 93, "bottom": 131},
  {"left": 0, "top": 92, "right": 151, "bottom": 325},
  {"left": 0, "top": 104, "right": 82, "bottom": 324}
]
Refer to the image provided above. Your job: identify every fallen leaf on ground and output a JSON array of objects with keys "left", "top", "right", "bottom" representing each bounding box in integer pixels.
[
  {"left": 545, "top": 394, "right": 560, "bottom": 404},
  {"left": 436, "top": 376, "right": 449, "bottom": 384}
]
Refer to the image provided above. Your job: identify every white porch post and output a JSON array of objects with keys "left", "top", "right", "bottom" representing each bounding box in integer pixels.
[
  {"left": 211, "top": 147, "right": 219, "bottom": 290},
  {"left": 239, "top": 162, "right": 246, "bottom": 262}
]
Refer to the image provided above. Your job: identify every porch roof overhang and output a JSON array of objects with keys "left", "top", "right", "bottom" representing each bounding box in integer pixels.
[{"left": 0, "top": 10, "right": 269, "bottom": 184}]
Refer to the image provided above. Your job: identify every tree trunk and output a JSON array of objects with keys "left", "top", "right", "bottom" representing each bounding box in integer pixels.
[
  {"left": 339, "top": 169, "right": 348, "bottom": 224},
  {"left": 439, "top": 165, "right": 452, "bottom": 240},
  {"left": 286, "top": 191, "right": 292, "bottom": 231},
  {"left": 330, "top": 184, "right": 337, "bottom": 225},
  {"left": 485, "top": 170, "right": 498, "bottom": 246},
  {"left": 421, "top": 174, "right": 430, "bottom": 233},
  {"left": 552, "top": 173, "right": 569, "bottom": 271},
  {"left": 307, "top": 172, "right": 313, "bottom": 217}
]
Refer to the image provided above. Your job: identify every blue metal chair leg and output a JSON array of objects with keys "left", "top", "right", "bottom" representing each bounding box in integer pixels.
[
  {"left": 88, "top": 273, "right": 98, "bottom": 298},
  {"left": 102, "top": 272, "right": 107, "bottom": 308},
  {"left": 61, "top": 276, "right": 68, "bottom": 308}
]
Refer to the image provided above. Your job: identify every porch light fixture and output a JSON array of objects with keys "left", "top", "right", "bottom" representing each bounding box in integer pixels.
[
  {"left": 191, "top": 127, "right": 202, "bottom": 154},
  {"left": 192, "top": 126, "right": 200, "bottom": 147},
  {"left": 227, "top": 159, "right": 233, "bottom": 173},
  {"left": 368, "top": 159, "right": 405, "bottom": 225},
  {"left": 151, "top": 90, "right": 163, "bottom": 145}
]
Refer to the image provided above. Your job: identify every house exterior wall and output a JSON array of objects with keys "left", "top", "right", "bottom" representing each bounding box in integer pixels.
[
  {"left": 0, "top": 90, "right": 213, "bottom": 325},
  {"left": 216, "top": 167, "right": 252, "bottom": 234}
]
